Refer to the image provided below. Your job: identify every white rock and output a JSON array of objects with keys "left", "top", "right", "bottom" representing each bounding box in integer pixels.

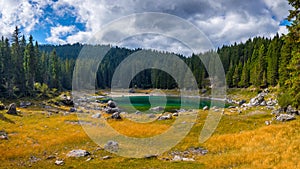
[{"left": 55, "top": 160, "right": 64, "bottom": 165}]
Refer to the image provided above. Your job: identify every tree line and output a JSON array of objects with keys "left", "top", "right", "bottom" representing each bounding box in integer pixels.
[{"left": 0, "top": 0, "right": 298, "bottom": 108}]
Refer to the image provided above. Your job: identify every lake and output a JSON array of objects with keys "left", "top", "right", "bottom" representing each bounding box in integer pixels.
[{"left": 102, "top": 96, "right": 228, "bottom": 113}]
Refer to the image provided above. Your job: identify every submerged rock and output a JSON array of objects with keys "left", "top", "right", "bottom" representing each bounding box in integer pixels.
[{"left": 150, "top": 106, "right": 164, "bottom": 112}]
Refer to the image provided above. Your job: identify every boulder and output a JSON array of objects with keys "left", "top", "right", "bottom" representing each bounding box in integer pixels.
[
  {"left": 172, "top": 112, "right": 179, "bottom": 117},
  {"left": 104, "top": 140, "right": 119, "bottom": 152},
  {"left": 271, "top": 108, "right": 284, "bottom": 116},
  {"left": 135, "top": 111, "right": 142, "bottom": 115},
  {"left": 70, "top": 107, "right": 77, "bottom": 112},
  {"left": 185, "top": 147, "right": 208, "bottom": 155},
  {"left": 265, "top": 121, "right": 271, "bottom": 126},
  {"left": 238, "top": 100, "right": 246, "bottom": 106},
  {"left": 111, "top": 112, "right": 122, "bottom": 120},
  {"left": 107, "top": 100, "right": 117, "bottom": 108},
  {"left": 147, "top": 113, "right": 156, "bottom": 118},
  {"left": 91, "top": 113, "right": 101, "bottom": 119},
  {"left": 286, "top": 105, "right": 299, "bottom": 115},
  {"left": 0, "top": 103, "right": 5, "bottom": 110},
  {"left": 249, "top": 92, "right": 266, "bottom": 106},
  {"left": 182, "top": 158, "right": 195, "bottom": 161},
  {"left": 104, "top": 107, "right": 120, "bottom": 114},
  {"left": 203, "top": 106, "right": 209, "bottom": 110},
  {"left": 158, "top": 114, "right": 172, "bottom": 120},
  {"left": 60, "top": 95, "right": 74, "bottom": 106},
  {"left": 260, "top": 101, "right": 266, "bottom": 106},
  {"left": 0, "top": 130, "right": 8, "bottom": 140},
  {"left": 266, "top": 99, "right": 277, "bottom": 106},
  {"left": 150, "top": 106, "right": 164, "bottom": 112},
  {"left": 55, "top": 160, "right": 64, "bottom": 166},
  {"left": 144, "top": 154, "right": 158, "bottom": 159},
  {"left": 20, "top": 101, "right": 32, "bottom": 108},
  {"left": 173, "top": 155, "right": 182, "bottom": 161},
  {"left": 6, "top": 103, "right": 17, "bottom": 115},
  {"left": 101, "top": 155, "right": 111, "bottom": 160},
  {"left": 276, "top": 114, "right": 296, "bottom": 122},
  {"left": 66, "top": 149, "right": 90, "bottom": 158}
]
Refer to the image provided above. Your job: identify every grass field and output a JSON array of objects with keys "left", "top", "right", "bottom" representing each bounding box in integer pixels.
[{"left": 0, "top": 92, "right": 299, "bottom": 168}]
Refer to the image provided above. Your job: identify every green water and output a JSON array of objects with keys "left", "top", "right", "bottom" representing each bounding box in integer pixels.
[{"left": 103, "top": 96, "right": 227, "bottom": 113}]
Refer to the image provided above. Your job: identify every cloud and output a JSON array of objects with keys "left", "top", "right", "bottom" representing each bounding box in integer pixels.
[
  {"left": 0, "top": 0, "right": 50, "bottom": 37},
  {"left": 0, "top": 0, "right": 292, "bottom": 51},
  {"left": 48, "top": 0, "right": 290, "bottom": 49},
  {"left": 46, "top": 25, "right": 76, "bottom": 44}
]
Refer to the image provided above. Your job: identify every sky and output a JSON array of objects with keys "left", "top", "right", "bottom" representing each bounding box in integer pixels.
[{"left": 0, "top": 0, "right": 292, "bottom": 55}]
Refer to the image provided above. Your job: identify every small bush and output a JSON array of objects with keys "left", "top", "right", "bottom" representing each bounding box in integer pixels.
[{"left": 278, "top": 93, "right": 292, "bottom": 109}]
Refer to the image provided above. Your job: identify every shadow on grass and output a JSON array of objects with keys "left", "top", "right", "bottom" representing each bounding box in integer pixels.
[{"left": 0, "top": 113, "right": 16, "bottom": 124}]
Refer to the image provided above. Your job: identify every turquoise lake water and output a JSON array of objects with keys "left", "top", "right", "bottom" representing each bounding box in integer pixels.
[{"left": 103, "top": 96, "right": 227, "bottom": 113}]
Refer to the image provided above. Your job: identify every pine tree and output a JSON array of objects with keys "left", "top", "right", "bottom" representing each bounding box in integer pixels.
[
  {"left": 267, "top": 36, "right": 280, "bottom": 86},
  {"left": 239, "top": 60, "right": 250, "bottom": 87},
  {"left": 23, "top": 35, "right": 36, "bottom": 95},
  {"left": 11, "top": 26, "right": 26, "bottom": 96},
  {"left": 281, "top": 0, "right": 300, "bottom": 108},
  {"left": 232, "top": 62, "right": 242, "bottom": 87},
  {"left": 49, "top": 50, "right": 60, "bottom": 89},
  {"left": 257, "top": 44, "right": 267, "bottom": 87}
]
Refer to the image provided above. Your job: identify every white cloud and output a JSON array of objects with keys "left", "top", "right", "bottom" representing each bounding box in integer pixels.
[
  {"left": 46, "top": 25, "right": 76, "bottom": 44},
  {"left": 0, "top": 0, "right": 49, "bottom": 37},
  {"left": 0, "top": 0, "right": 292, "bottom": 50}
]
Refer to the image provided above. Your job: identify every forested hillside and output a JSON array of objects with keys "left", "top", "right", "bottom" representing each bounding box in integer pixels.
[{"left": 0, "top": 0, "right": 298, "bottom": 108}]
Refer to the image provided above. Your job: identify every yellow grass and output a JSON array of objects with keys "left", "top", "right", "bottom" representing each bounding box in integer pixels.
[{"left": 0, "top": 104, "right": 299, "bottom": 168}]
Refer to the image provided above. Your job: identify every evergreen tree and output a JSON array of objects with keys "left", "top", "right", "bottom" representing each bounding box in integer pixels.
[
  {"left": 239, "top": 60, "right": 250, "bottom": 87},
  {"left": 23, "top": 35, "right": 36, "bottom": 95}
]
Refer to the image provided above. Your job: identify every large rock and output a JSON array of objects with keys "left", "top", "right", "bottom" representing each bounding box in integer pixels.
[
  {"left": 111, "top": 112, "right": 122, "bottom": 120},
  {"left": 0, "top": 130, "right": 8, "bottom": 140},
  {"left": 203, "top": 106, "right": 209, "bottom": 110},
  {"left": 55, "top": 160, "right": 64, "bottom": 165},
  {"left": 104, "top": 107, "right": 120, "bottom": 114},
  {"left": 6, "top": 103, "right": 17, "bottom": 115},
  {"left": 66, "top": 149, "right": 90, "bottom": 158},
  {"left": 158, "top": 114, "right": 172, "bottom": 120},
  {"left": 60, "top": 94, "right": 74, "bottom": 106},
  {"left": 248, "top": 92, "right": 267, "bottom": 106},
  {"left": 107, "top": 100, "right": 117, "bottom": 108},
  {"left": 69, "top": 107, "right": 77, "bottom": 112},
  {"left": 271, "top": 108, "right": 284, "bottom": 116},
  {"left": 0, "top": 103, "right": 5, "bottom": 110},
  {"left": 238, "top": 100, "right": 246, "bottom": 106},
  {"left": 20, "top": 101, "right": 32, "bottom": 108},
  {"left": 104, "top": 140, "right": 119, "bottom": 152},
  {"left": 276, "top": 114, "right": 296, "bottom": 122},
  {"left": 286, "top": 105, "right": 299, "bottom": 115}
]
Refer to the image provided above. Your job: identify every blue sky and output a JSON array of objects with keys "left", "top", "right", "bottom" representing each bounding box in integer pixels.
[{"left": 0, "top": 0, "right": 292, "bottom": 54}]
